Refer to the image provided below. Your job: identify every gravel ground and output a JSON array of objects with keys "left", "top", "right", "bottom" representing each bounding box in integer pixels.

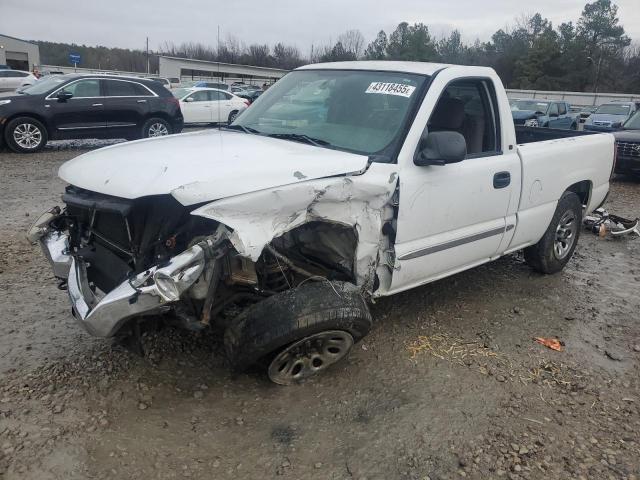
[{"left": 0, "top": 136, "right": 639, "bottom": 480}]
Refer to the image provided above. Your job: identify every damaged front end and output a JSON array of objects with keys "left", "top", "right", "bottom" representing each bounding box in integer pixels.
[{"left": 29, "top": 165, "right": 399, "bottom": 341}]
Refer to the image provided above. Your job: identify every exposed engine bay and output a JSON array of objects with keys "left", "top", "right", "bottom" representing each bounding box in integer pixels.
[{"left": 45, "top": 181, "right": 392, "bottom": 338}]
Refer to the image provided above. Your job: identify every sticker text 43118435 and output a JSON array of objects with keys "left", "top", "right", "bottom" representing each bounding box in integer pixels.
[{"left": 365, "top": 82, "right": 416, "bottom": 98}]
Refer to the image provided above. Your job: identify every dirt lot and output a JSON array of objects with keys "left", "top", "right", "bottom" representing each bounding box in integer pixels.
[{"left": 1, "top": 136, "right": 639, "bottom": 480}]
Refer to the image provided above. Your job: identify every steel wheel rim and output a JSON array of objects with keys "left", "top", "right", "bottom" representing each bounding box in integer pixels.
[
  {"left": 13, "top": 123, "right": 42, "bottom": 149},
  {"left": 268, "top": 330, "right": 354, "bottom": 385},
  {"left": 148, "top": 122, "right": 168, "bottom": 137},
  {"left": 554, "top": 210, "right": 577, "bottom": 259}
]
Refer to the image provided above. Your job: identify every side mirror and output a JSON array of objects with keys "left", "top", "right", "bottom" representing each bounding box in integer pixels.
[
  {"left": 57, "top": 90, "right": 73, "bottom": 102},
  {"left": 184, "top": 97, "right": 195, "bottom": 102},
  {"left": 414, "top": 131, "right": 467, "bottom": 166}
]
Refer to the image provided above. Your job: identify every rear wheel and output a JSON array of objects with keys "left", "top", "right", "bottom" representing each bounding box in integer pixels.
[
  {"left": 141, "top": 118, "right": 171, "bottom": 138},
  {"left": 228, "top": 110, "right": 239, "bottom": 124},
  {"left": 5, "top": 117, "right": 48, "bottom": 153},
  {"left": 224, "top": 281, "right": 372, "bottom": 385},
  {"left": 524, "top": 192, "right": 582, "bottom": 274}
]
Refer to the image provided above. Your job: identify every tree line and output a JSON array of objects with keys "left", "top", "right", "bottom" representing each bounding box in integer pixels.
[{"left": 37, "top": 0, "right": 639, "bottom": 93}]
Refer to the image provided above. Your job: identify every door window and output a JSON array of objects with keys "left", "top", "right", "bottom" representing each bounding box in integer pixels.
[
  {"left": 207, "top": 90, "right": 228, "bottom": 101},
  {"left": 558, "top": 103, "right": 567, "bottom": 115},
  {"left": 428, "top": 79, "right": 500, "bottom": 156},
  {"left": 186, "top": 91, "right": 210, "bottom": 102},
  {"left": 104, "top": 80, "right": 152, "bottom": 97},
  {"left": 549, "top": 103, "right": 559, "bottom": 116},
  {"left": 61, "top": 79, "right": 101, "bottom": 98},
  {"left": 6, "top": 71, "right": 28, "bottom": 77}
]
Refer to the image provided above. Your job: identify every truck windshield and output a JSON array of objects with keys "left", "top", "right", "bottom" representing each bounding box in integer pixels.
[
  {"left": 232, "top": 69, "right": 428, "bottom": 155},
  {"left": 596, "top": 104, "right": 630, "bottom": 115}
]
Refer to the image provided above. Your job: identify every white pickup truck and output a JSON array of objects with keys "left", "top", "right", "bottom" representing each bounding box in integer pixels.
[{"left": 29, "top": 61, "right": 614, "bottom": 384}]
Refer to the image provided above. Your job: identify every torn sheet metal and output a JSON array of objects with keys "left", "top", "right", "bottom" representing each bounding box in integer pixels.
[
  {"left": 584, "top": 208, "right": 640, "bottom": 237},
  {"left": 190, "top": 164, "right": 399, "bottom": 292}
]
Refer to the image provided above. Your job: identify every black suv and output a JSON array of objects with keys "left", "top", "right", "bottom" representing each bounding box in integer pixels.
[{"left": 0, "top": 74, "right": 183, "bottom": 153}]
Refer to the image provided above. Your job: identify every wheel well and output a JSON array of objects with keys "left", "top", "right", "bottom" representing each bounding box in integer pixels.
[
  {"left": 267, "top": 221, "right": 359, "bottom": 283},
  {"left": 566, "top": 180, "right": 592, "bottom": 206}
]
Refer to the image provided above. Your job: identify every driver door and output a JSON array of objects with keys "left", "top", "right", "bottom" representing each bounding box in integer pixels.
[
  {"left": 46, "top": 78, "right": 107, "bottom": 137},
  {"left": 181, "top": 90, "right": 213, "bottom": 123},
  {"left": 390, "top": 71, "right": 520, "bottom": 293}
]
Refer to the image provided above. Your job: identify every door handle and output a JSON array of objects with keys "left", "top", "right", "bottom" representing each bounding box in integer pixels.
[
  {"left": 493, "top": 171, "right": 511, "bottom": 189},
  {"left": 92, "top": 103, "right": 103, "bottom": 107},
  {"left": 136, "top": 99, "right": 147, "bottom": 103}
]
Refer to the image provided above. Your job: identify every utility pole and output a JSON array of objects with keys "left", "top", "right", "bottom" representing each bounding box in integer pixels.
[{"left": 146, "top": 37, "right": 150, "bottom": 75}]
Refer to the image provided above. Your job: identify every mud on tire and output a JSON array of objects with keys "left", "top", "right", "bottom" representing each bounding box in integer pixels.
[
  {"left": 224, "top": 281, "right": 372, "bottom": 375},
  {"left": 524, "top": 191, "right": 583, "bottom": 274}
]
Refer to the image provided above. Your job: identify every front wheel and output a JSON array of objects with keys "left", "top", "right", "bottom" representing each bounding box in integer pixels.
[
  {"left": 224, "top": 281, "right": 372, "bottom": 385},
  {"left": 4, "top": 116, "right": 48, "bottom": 153},
  {"left": 524, "top": 192, "right": 583, "bottom": 274},
  {"left": 141, "top": 118, "right": 171, "bottom": 138}
]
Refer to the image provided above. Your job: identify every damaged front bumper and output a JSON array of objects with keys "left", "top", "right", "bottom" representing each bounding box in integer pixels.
[{"left": 37, "top": 229, "right": 209, "bottom": 338}]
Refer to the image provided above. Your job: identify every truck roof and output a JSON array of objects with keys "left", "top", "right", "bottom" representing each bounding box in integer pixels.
[{"left": 298, "top": 61, "right": 454, "bottom": 76}]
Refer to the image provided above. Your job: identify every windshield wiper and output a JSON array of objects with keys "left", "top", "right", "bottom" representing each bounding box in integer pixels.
[
  {"left": 222, "top": 124, "right": 260, "bottom": 134},
  {"left": 266, "top": 133, "right": 331, "bottom": 147}
]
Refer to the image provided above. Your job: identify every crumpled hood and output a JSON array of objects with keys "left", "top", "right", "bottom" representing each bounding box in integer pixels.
[
  {"left": 58, "top": 129, "right": 369, "bottom": 205},
  {"left": 511, "top": 110, "right": 538, "bottom": 120}
]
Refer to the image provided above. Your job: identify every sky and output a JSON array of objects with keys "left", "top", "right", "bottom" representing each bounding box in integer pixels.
[{"left": 1, "top": 0, "right": 639, "bottom": 55}]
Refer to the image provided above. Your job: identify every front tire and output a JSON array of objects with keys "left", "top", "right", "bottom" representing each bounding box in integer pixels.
[
  {"left": 524, "top": 192, "right": 583, "bottom": 274},
  {"left": 141, "top": 118, "right": 171, "bottom": 138},
  {"left": 224, "top": 281, "right": 372, "bottom": 384},
  {"left": 4, "top": 116, "right": 48, "bottom": 153}
]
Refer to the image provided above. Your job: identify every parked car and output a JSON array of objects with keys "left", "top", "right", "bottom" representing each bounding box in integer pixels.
[
  {"left": 613, "top": 109, "right": 640, "bottom": 176},
  {"left": 146, "top": 77, "right": 172, "bottom": 89},
  {"left": 571, "top": 105, "right": 596, "bottom": 125},
  {"left": 235, "top": 89, "right": 263, "bottom": 104},
  {"left": 0, "top": 69, "right": 37, "bottom": 92},
  {"left": 172, "top": 87, "right": 248, "bottom": 124},
  {"left": 192, "top": 81, "right": 229, "bottom": 91},
  {"left": 29, "top": 62, "right": 613, "bottom": 385},
  {"left": 0, "top": 74, "right": 183, "bottom": 153},
  {"left": 167, "top": 77, "right": 181, "bottom": 89},
  {"left": 510, "top": 99, "right": 576, "bottom": 129},
  {"left": 584, "top": 101, "right": 638, "bottom": 132}
]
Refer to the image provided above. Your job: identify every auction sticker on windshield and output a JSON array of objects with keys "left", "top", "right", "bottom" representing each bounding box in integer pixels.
[{"left": 366, "top": 82, "right": 416, "bottom": 98}]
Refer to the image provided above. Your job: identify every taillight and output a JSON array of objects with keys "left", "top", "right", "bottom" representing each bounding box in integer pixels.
[
  {"left": 166, "top": 97, "right": 180, "bottom": 107},
  {"left": 243, "top": 100, "right": 250, "bottom": 107}
]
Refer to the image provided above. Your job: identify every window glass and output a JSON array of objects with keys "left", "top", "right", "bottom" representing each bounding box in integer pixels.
[
  {"left": 186, "top": 91, "right": 209, "bottom": 102},
  {"left": 234, "top": 69, "right": 428, "bottom": 156},
  {"left": 428, "top": 79, "right": 499, "bottom": 155},
  {"left": 207, "top": 90, "right": 228, "bottom": 101},
  {"left": 558, "top": 103, "right": 567, "bottom": 115},
  {"left": 596, "top": 104, "right": 630, "bottom": 115},
  {"left": 6, "top": 71, "right": 28, "bottom": 77},
  {"left": 105, "top": 80, "right": 151, "bottom": 96},
  {"left": 0, "top": 71, "right": 8, "bottom": 78},
  {"left": 61, "top": 79, "right": 101, "bottom": 98},
  {"left": 549, "top": 103, "right": 559, "bottom": 116}
]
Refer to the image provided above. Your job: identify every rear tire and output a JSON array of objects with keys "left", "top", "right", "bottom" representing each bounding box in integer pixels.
[
  {"left": 141, "top": 118, "right": 171, "bottom": 138},
  {"left": 228, "top": 110, "right": 239, "bottom": 124},
  {"left": 524, "top": 192, "right": 583, "bottom": 274},
  {"left": 4, "top": 116, "right": 48, "bottom": 153},
  {"left": 224, "top": 281, "right": 372, "bottom": 384}
]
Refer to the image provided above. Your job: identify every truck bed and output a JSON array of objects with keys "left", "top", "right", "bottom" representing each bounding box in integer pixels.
[{"left": 515, "top": 125, "right": 598, "bottom": 145}]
